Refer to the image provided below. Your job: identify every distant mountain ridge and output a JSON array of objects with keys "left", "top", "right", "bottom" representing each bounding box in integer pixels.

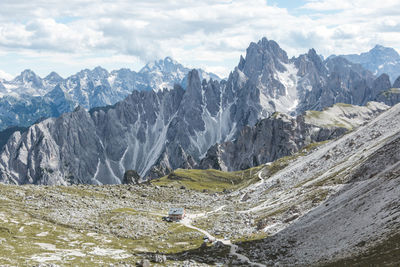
[
  {"left": 0, "top": 58, "right": 220, "bottom": 131},
  {"left": 335, "top": 44, "right": 400, "bottom": 82},
  {"left": 1, "top": 37, "right": 400, "bottom": 185}
]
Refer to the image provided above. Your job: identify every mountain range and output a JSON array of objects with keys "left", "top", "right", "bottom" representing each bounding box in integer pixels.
[
  {"left": 1, "top": 37, "right": 400, "bottom": 185},
  {"left": 0, "top": 57, "right": 219, "bottom": 131}
]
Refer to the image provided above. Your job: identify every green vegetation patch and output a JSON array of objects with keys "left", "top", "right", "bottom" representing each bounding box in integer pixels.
[
  {"left": 152, "top": 167, "right": 262, "bottom": 192},
  {"left": 335, "top": 103, "right": 354, "bottom": 107},
  {"left": 111, "top": 208, "right": 137, "bottom": 214},
  {"left": 232, "top": 232, "right": 269, "bottom": 243},
  {"left": 306, "top": 110, "right": 322, "bottom": 119},
  {"left": 56, "top": 185, "right": 109, "bottom": 199},
  {"left": 152, "top": 139, "right": 330, "bottom": 193}
]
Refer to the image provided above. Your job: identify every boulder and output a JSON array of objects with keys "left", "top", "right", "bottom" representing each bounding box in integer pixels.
[{"left": 123, "top": 170, "right": 141, "bottom": 184}]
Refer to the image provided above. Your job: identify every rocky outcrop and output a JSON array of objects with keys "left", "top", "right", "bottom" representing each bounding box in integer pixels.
[
  {"left": 297, "top": 55, "right": 377, "bottom": 112},
  {"left": 375, "top": 75, "right": 400, "bottom": 106},
  {"left": 199, "top": 114, "right": 344, "bottom": 171},
  {"left": 0, "top": 126, "right": 27, "bottom": 150},
  {"left": 122, "top": 170, "right": 141, "bottom": 184},
  {"left": 394, "top": 76, "right": 400, "bottom": 88}
]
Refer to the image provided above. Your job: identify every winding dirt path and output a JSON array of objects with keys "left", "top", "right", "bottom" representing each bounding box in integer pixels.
[{"left": 180, "top": 206, "right": 266, "bottom": 266}]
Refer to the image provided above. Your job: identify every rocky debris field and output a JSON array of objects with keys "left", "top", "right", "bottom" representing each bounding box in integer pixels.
[
  {"left": 0, "top": 150, "right": 338, "bottom": 267},
  {"left": 0, "top": 182, "right": 235, "bottom": 266}
]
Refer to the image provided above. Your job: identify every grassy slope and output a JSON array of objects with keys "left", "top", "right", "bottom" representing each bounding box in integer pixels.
[
  {"left": 152, "top": 140, "right": 330, "bottom": 193},
  {"left": 151, "top": 167, "right": 263, "bottom": 192}
]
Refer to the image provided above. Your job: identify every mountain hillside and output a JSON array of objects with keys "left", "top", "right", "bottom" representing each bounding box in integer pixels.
[
  {"left": 0, "top": 37, "right": 399, "bottom": 185},
  {"left": 233, "top": 102, "right": 400, "bottom": 265}
]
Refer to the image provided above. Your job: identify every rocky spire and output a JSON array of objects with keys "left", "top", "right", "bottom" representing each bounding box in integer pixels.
[{"left": 393, "top": 76, "right": 400, "bottom": 88}]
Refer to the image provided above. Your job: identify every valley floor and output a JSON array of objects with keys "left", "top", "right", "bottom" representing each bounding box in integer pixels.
[{"left": 1, "top": 104, "right": 400, "bottom": 266}]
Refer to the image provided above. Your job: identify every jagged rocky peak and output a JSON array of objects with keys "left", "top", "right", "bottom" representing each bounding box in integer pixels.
[
  {"left": 373, "top": 73, "right": 392, "bottom": 93},
  {"left": 186, "top": 69, "right": 202, "bottom": 92},
  {"left": 341, "top": 44, "right": 400, "bottom": 65},
  {"left": 323, "top": 56, "right": 376, "bottom": 100},
  {"left": 93, "top": 66, "right": 109, "bottom": 74},
  {"left": 140, "top": 56, "right": 184, "bottom": 74},
  {"left": 139, "top": 56, "right": 220, "bottom": 91},
  {"left": 369, "top": 44, "right": 400, "bottom": 61},
  {"left": 293, "top": 48, "right": 327, "bottom": 78},
  {"left": 138, "top": 56, "right": 189, "bottom": 91},
  {"left": 229, "top": 37, "right": 303, "bottom": 117},
  {"left": 157, "top": 57, "right": 182, "bottom": 72},
  {"left": 13, "top": 69, "right": 43, "bottom": 87},
  {"left": 77, "top": 66, "right": 109, "bottom": 79},
  {"left": 238, "top": 55, "right": 246, "bottom": 71},
  {"left": 240, "top": 37, "right": 289, "bottom": 78},
  {"left": 44, "top": 71, "right": 64, "bottom": 84},
  {"left": 306, "top": 48, "right": 326, "bottom": 73}
]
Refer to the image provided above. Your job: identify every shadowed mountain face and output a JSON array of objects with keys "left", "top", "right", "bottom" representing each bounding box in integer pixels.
[
  {"left": 0, "top": 37, "right": 399, "bottom": 185},
  {"left": 199, "top": 102, "right": 389, "bottom": 172}
]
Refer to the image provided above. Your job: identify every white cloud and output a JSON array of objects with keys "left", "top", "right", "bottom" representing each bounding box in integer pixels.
[
  {"left": 301, "top": 0, "right": 354, "bottom": 11},
  {"left": 0, "top": 0, "right": 399, "bottom": 77},
  {"left": 0, "top": 70, "right": 14, "bottom": 81}
]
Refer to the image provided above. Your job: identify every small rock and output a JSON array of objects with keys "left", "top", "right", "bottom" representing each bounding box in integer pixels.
[
  {"left": 214, "top": 241, "right": 225, "bottom": 248},
  {"left": 152, "top": 254, "right": 167, "bottom": 263},
  {"left": 136, "top": 259, "right": 150, "bottom": 267}
]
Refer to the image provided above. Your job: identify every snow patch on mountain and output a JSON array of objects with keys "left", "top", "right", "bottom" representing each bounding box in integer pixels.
[{"left": 272, "top": 62, "right": 299, "bottom": 113}]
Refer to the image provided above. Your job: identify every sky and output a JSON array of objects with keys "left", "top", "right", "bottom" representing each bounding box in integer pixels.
[{"left": 0, "top": 0, "right": 399, "bottom": 80}]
